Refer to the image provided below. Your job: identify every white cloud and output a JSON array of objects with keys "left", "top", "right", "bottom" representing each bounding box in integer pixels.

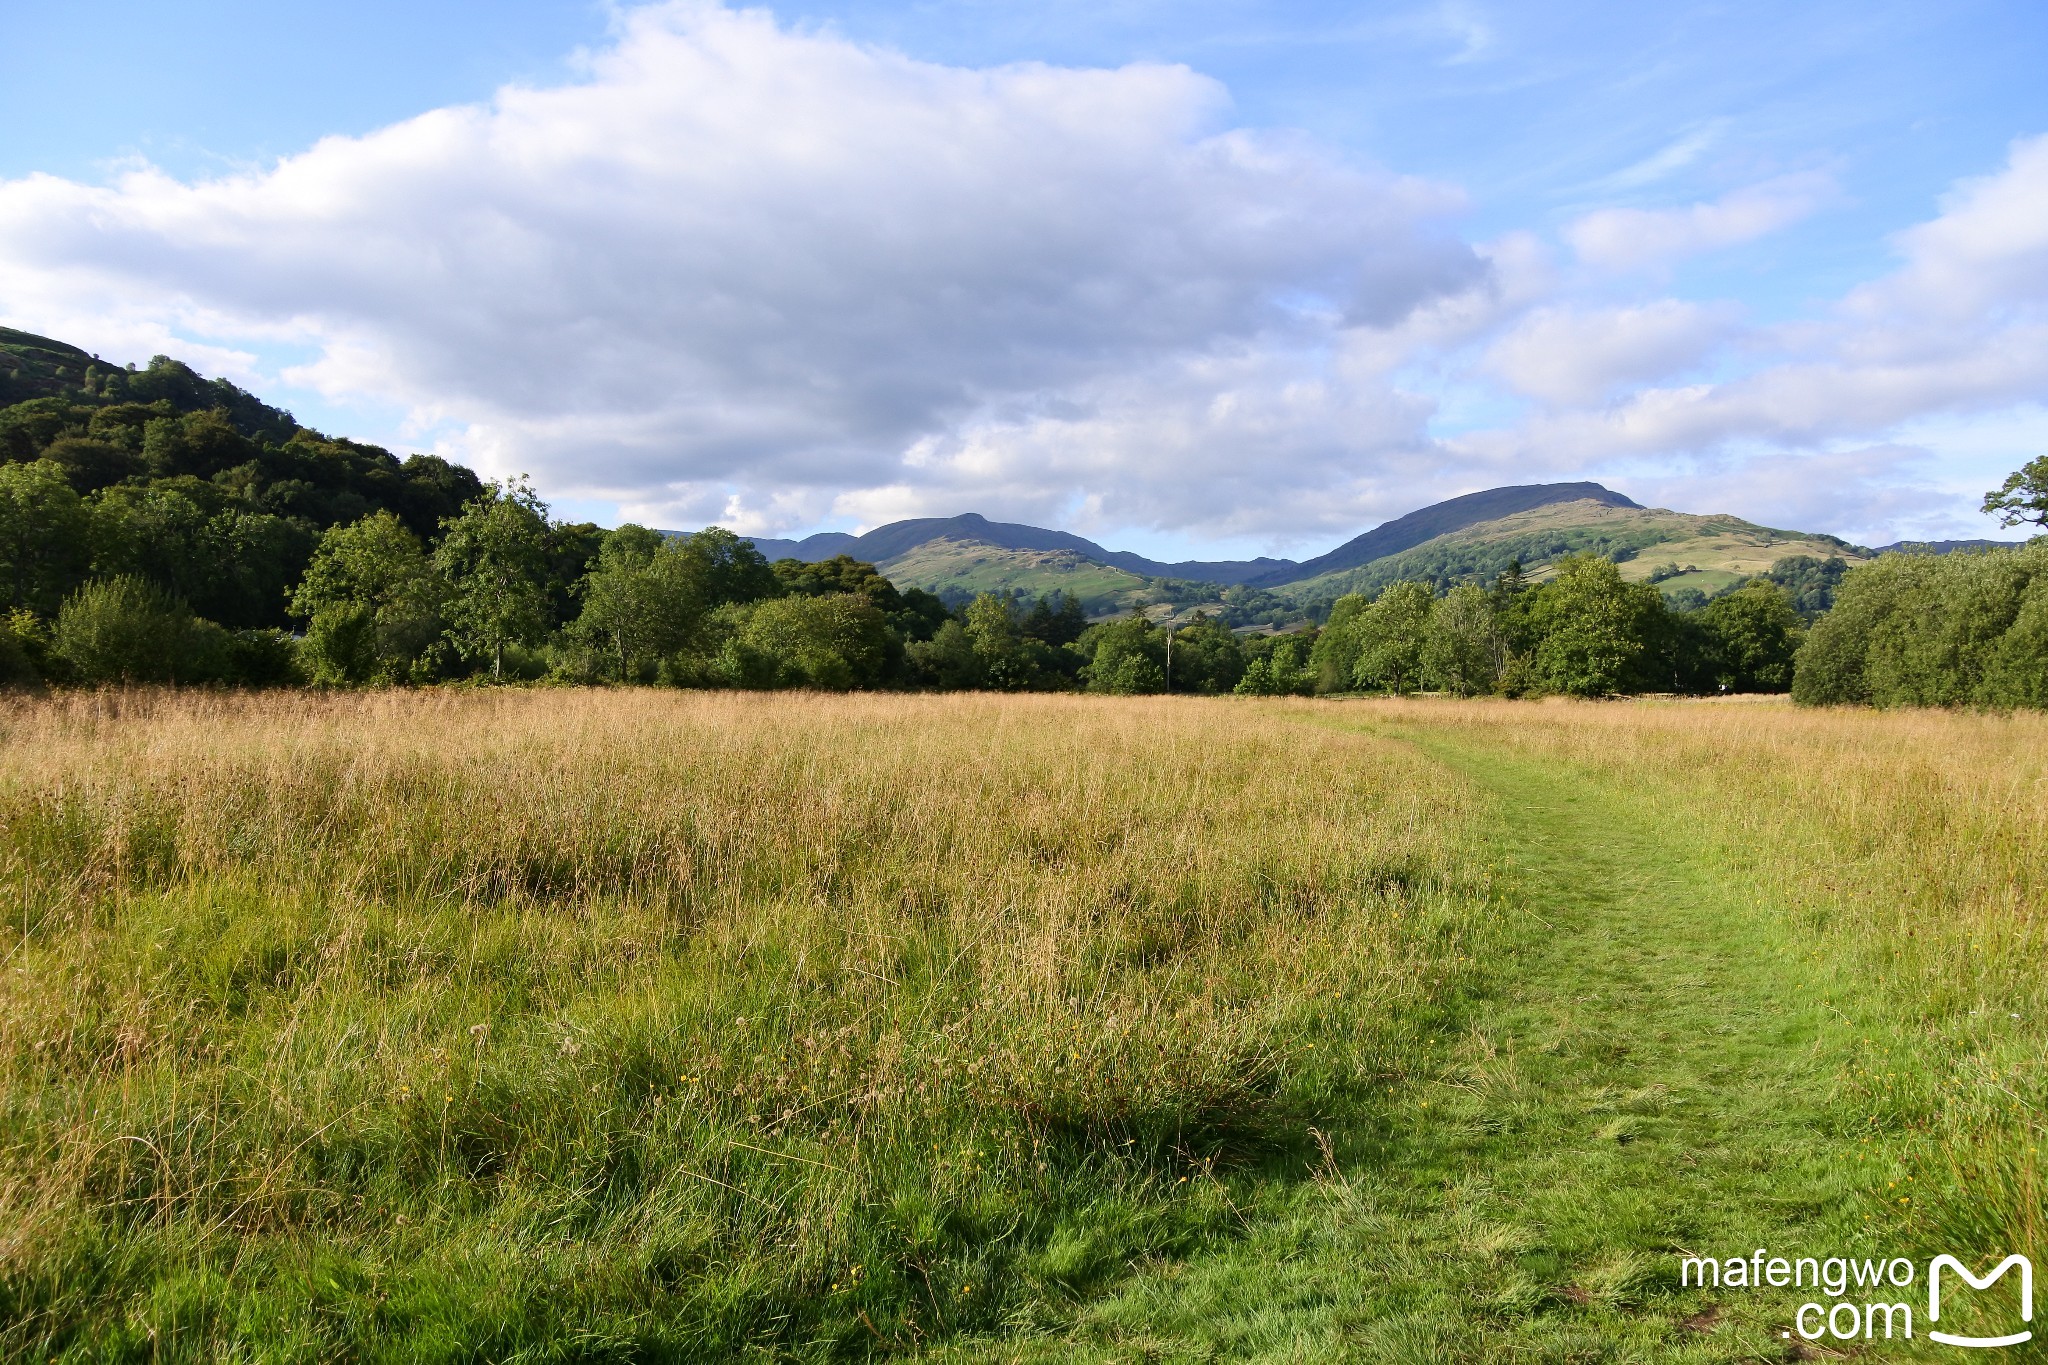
[
  {"left": 1848, "top": 132, "right": 2048, "bottom": 325},
  {"left": 1438, "top": 135, "right": 2048, "bottom": 540},
  {"left": 1484, "top": 299, "right": 1738, "bottom": 405},
  {"left": 2, "top": 3, "right": 2042, "bottom": 552},
  {"left": 1593, "top": 119, "right": 1730, "bottom": 191},
  {"left": 1618, "top": 444, "right": 1957, "bottom": 547},
  {"left": 0, "top": 1, "right": 1482, "bottom": 537},
  {"left": 1566, "top": 171, "right": 1835, "bottom": 272},
  {"left": 817, "top": 339, "right": 1452, "bottom": 544}
]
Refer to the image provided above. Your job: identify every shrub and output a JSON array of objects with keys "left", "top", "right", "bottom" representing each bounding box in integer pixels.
[
  {"left": 726, "top": 593, "right": 893, "bottom": 690},
  {"left": 227, "top": 628, "right": 305, "bottom": 687},
  {"left": 0, "top": 614, "right": 38, "bottom": 687},
  {"left": 54, "top": 576, "right": 205, "bottom": 683}
]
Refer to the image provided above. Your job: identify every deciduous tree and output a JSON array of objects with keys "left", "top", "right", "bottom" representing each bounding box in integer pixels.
[{"left": 433, "top": 480, "right": 552, "bottom": 680}]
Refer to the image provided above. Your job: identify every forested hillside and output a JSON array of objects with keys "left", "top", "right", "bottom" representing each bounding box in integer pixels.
[{"left": 0, "top": 328, "right": 486, "bottom": 631}]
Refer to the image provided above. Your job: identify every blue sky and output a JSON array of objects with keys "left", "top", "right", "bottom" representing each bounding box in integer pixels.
[{"left": 3, "top": 1, "right": 2045, "bottom": 555}]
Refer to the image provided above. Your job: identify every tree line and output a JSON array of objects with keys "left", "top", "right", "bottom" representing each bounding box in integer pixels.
[
  {"left": 1, "top": 352, "right": 2043, "bottom": 709},
  {"left": 1791, "top": 456, "right": 2048, "bottom": 708}
]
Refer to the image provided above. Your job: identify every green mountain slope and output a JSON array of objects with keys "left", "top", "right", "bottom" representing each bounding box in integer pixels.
[
  {"left": 1247, "top": 481, "right": 1639, "bottom": 586},
  {"left": 1276, "top": 499, "right": 1868, "bottom": 606},
  {"left": 0, "top": 327, "right": 104, "bottom": 405},
  {"left": 875, "top": 538, "right": 1154, "bottom": 606}
]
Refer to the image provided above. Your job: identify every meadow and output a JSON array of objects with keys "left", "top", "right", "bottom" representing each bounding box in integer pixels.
[
  {"left": 0, "top": 691, "right": 1492, "bottom": 1360},
  {"left": 0, "top": 689, "right": 2041, "bottom": 1361}
]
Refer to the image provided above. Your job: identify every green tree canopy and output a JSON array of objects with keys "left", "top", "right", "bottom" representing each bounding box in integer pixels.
[
  {"left": 0, "top": 459, "right": 87, "bottom": 615},
  {"left": 1793, "top": 542, "right": 2048, "bottom": 708},
  {"left": 1419, "top": 583, "right": 1501, "bottom": 696},
  {"left": 570, "top": 525, "right": 709, "bottom": 681},
  {"left": 1083, "top": 614, "right": 1166, "bottom": 695},
  {"left": 1167, "top": 612, "right": 1246, "bottom": 694},
  {"left": 679, "top": 528, "right": 780, "bottom": 609},
  {"left": 1527, "top": 554, "right": 1669, "bottom": 697},
  {"left": 292, "top": 511, "right": 443, "bottom": 684},
  {"left": 1983, "top": 455, "right": 2048, "bottom": 529},
  {"left": 1700, "top": 582, "right": 1802, "bottom": 692},
  {"left": 432, "top": 480, "right": 552, "bottom": 680},
  {"left": 725, "top": 593, "right": 893, "bottom": 691},
  {"left": 1350, "top": 581, "right": 1435, "bottom": 694}
]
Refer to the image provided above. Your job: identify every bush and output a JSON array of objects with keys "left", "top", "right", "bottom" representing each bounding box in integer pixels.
[
  {"left": 54, "top": 577, "right": 205, "bottom": 683},
  {"left": 0, "top": 619, "right": 36, "bottom": 687},
  {"left": 227, "top": 628, "right": 305, "bottom": 687},
  {"left": 724, "top": 594, "right": 893, "bottom": 690},
  {"left": 299, "top": 603, "right": 379, "bottom": 685}
]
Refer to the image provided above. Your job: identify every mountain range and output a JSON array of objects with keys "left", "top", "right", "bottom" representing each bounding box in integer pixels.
[
  {"left": 740, "top": 481, "right": 1912, "bottom": 624},
  {"left": 747, "top": 482, "right": 1645, "bottom": 590}
]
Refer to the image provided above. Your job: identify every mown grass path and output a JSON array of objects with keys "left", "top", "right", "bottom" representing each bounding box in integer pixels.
[{"left": 973, "top": 717, "right": 1919, "bottom": 1362}]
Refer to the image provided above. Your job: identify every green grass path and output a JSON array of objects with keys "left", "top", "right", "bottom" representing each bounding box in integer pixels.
[{"left": 974, "top": 722, "right": 1916, "bottom": 1362}]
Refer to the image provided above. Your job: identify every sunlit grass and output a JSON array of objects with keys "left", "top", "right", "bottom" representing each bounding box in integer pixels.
[
  {"left": 1366, "top": 695, "right": 2048, "bottom": 1261},
  {"left": 0, "top": 689, "right": 1490, "bottom": 1360}
]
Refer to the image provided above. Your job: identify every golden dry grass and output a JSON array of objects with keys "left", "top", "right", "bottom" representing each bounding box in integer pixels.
[
  {"left": 1365, "top": 696, "right": 2048, "bottom": 1007},
  {"left": 0, "top": 688, "right": 1490, "bottom": 1359}
]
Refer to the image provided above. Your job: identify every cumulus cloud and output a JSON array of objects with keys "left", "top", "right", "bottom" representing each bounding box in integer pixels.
[
  {"left": 1448, "top": 135, "right": 2048, "bottom": 540},
  {"left": 1484, "top": 299, "right": 1739, "bottom": 406},
  {"left": 1566, "top": 171, "right": 1835, "bottom": 272},
  {"left": 827, "top": 341, "right": 1451, "bottom": 541},
  {"left": 3, "top": 3, "right": 2043, "bottom": 550},
  {"left": 1847, "top": 132, "right": 2048, "bottom": 325},
  {"left": 0, "top": 1, "right": 1485, "bottom": 537},
  {"left": 1618, "top": 444, "right": 1960, "bottom": 546}
]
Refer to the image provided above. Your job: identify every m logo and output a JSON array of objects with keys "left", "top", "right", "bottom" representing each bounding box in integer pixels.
[{"left": 1929, "top": 1254, "right": 2034, "bottom": 1349}]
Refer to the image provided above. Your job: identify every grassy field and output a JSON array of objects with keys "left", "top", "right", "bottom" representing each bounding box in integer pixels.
[
  {"left": 0, "top": 691, "right": 2041, "bottom": 1361},
  {"left": 0, "top": 691, "right": 1493, "bottom": 1360}
]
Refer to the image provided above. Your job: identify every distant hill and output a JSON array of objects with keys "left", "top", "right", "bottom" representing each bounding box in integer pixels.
[
  {"left": 1245, "top": 482, "right": 1641, "bottom": 587},
  {"left": 0, "top": 327, "right": 104, "bottom": 405},
  {"left": 3, "top": 325, "right": 305, "bottom": 444},
  {"left": 732, "top": 482, "right": 1870, "bottom": 620},
  {"left": 1273, "top": 499, "right": 1870, "bottom": 606},
  {"left": 1874, "top": 538, "right": 2030, "bottom": 554},
  {"left": 748, "top": 512, "right": 1295, "bottom": 585},
  {"left": 0, "top": 327, "right": 487, "bottom": 627},
  {"left": 875, "top": 538, "right": 1158, "bottom": 609}
]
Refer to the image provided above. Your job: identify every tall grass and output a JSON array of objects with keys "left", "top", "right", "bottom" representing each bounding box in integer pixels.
[
  {"left": 0, "top": 690, "right": 1489, "bottom": 1360},
  {"left": 1369, "top": 696, "right": 2048, "bottom": 1262}
]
